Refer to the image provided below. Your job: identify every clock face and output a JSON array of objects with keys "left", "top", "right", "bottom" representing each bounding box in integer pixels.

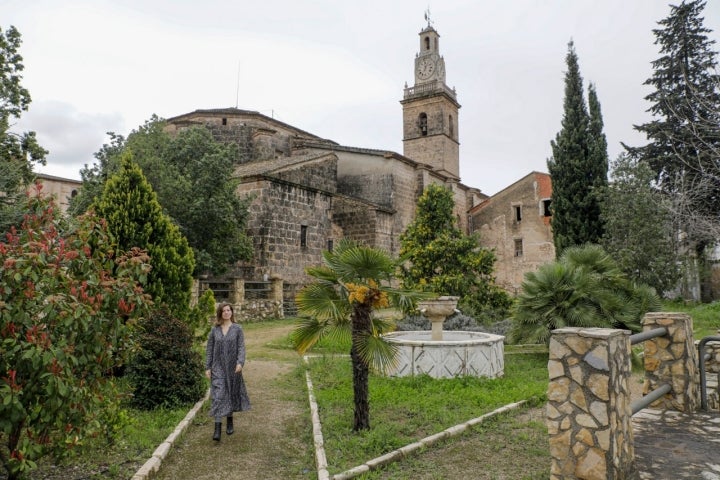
[{"left": 417, "top": 57, "right": 435, "bottom": 79}]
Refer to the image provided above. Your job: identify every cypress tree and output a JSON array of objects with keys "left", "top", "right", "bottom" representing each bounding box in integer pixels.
[
  {"left": 548, "top": 41, "right": 608, "bottom": 256},
  {"left": 93, "top": 153, "right": 195, "bottom": 317}
]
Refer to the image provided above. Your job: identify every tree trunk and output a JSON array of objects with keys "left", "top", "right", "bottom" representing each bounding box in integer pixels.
[{"left": 350, "top": 304, "right": 372, "bottom": 431}]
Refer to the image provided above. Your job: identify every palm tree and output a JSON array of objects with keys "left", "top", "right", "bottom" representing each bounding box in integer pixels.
[
  {"left": 508, "top": 244, "right": 661, "bottom": 345},
  {"left": 292, "top": 239, "right": 425, "bottom": 431}
]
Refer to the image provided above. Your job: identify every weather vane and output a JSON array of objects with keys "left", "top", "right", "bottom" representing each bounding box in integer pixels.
[{"left": 424, "top": 7, "right": 433, "bottom": 27}]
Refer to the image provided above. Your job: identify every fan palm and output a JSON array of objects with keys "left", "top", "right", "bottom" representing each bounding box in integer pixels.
[
  {"left": 508, "top": 244, "right": 661, "bottom": 344},
  {"left": 292, "top": 239, "right": 426, "bottom": 431}
]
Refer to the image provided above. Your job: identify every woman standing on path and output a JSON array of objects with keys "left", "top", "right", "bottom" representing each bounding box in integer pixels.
[{"left": 205, "top": 302, "right": 251, "bottom": 441}]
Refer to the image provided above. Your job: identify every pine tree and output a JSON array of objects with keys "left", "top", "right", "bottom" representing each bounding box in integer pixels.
[
  {"left": 93, "top": 153, "right": 195, "bottom": 317},
  {"left": 626, "top": 0, "right": 720, "bottom": 300},
  {"left": 547, "top": 41, "right": 608, "bottom": 256}
]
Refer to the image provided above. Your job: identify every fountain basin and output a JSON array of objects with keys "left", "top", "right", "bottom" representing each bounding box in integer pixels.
[{"left": 383, "top": 330, "right": 505, "bottom": 379}]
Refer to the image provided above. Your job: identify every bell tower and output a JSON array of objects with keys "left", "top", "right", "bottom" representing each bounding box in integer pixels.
[{"left": 401, "top": 16, "right": 461, "bottom": 178}]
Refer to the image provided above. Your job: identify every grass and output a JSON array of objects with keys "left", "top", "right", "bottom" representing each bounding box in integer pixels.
[
  {"left": 303, "top": 333, "right": 549, "bottom": 477},
  {"left": 27, "top": 401, "right": 193, "bottom": 479},
  {"left": 16, "top": 301, "right": 717, "bottom": 479},
  {"left": 662, "top": 300, "right": 720, "bottom": 339}
]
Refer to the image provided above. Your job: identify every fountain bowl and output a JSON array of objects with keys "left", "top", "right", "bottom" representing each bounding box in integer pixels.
[{"left": 383, "top": 330, "right": 505, "bottom": 379}]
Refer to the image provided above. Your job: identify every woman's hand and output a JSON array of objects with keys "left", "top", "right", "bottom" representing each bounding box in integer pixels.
[
  {"left": 205, "top": 369, "right": 211, "bottom": 379},
  {"left": 235, "top": 364, "right": 243, "bottom": 374}
]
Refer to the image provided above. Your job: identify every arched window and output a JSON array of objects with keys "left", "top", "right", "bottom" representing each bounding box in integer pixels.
[
  {"left": 448, "top": 115, "right": 454, "bottom": 138},
  {"left": 424, "top": 37, "right": 430, "bottom": 51},
  {"left": 419, "top": 113, "right": 428, "bottom": 136}
]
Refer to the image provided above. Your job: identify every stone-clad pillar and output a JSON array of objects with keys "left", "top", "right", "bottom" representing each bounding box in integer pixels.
[
  {"left": 230, "top": 278, "right": 244, "bottom": 305},
  {"left": 547, "top": 328, "right": 634, "bottom": 479},
  {"left": 641, "top": 312, "right": 699, "bottom": 412}
]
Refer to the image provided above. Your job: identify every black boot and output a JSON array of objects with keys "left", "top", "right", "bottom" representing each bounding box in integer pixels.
[
  {"left": 226, "top": 416, "right": 234, "bottom": 435},
  {"left": 213, "top": 422, "right": 221, "bottom": 441}
]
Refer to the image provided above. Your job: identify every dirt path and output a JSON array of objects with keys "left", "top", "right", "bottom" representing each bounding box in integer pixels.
[{"left": 154, "top": 323, "right": 316, "bottom": 480}]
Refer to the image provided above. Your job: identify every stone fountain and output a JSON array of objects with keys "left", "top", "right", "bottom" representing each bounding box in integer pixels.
[{"left": 383, "top": 296, "right": 505, "bottom": 379}]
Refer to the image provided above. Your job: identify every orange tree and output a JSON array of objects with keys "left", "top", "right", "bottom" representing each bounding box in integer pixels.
[
  {"left": 0, "top": 189, "right": 150, "bottom": 480},
  {"left": 292, "top": 239, "right": 426, "bottom": 431}
]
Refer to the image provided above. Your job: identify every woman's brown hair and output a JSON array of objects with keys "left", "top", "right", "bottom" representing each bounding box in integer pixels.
[{"left": 214, "top": 302, "right": 235, "bottom": 326}]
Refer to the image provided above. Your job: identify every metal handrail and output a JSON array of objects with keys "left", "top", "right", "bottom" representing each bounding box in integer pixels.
[
  {"left": 630, "top": 327, "right": 668, "bottom": 346},
  {"left": 631, "top": 383, "right": 671, "bottom": 415},
  {"left": 628, "top": 327, "right": 671, "bottom": 415},
  {"left": 698, "top": 335, "right": 720, "bottom": 411}
]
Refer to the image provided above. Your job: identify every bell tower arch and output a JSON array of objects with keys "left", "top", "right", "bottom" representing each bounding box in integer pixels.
[{"left": 401, "top": 18, "right": 461, "bottom": 178}]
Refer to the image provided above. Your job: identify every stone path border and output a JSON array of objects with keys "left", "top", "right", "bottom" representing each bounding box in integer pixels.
[
  {"left": 302, "top": 354, "right": 528, "bottom": 480},
  {"left": 130, "top": 390, "right": 209, "bottom": 480}
]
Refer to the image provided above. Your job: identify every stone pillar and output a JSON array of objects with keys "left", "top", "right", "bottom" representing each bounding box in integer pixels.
[
  {"left": 270, "top": 276, "right": 283, "bottom": 303},
  {"left": 230, "top": 278, "right": 244, "bottom": 305},
  {"left": 547, "top": 328, "right": 634, "bottom": 480},
  {"left": 641, "top": 312, "right": 699, "bottom": 412}
]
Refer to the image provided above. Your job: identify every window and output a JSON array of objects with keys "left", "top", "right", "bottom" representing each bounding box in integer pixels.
[
  {"left": 221, "top": 117, "right": 227, "bottom": 125},
  {"left": 424, "top": 36, "right": 430, "bottom": 51},
  {"left": 327, "top": 239, "right": 334, "bottom": 252},
  {"left": 542, "top": 199, "right": 552, "bottom": 217},
  {"left": 514, "top": 239, "right": 523, "bottom": 257},
  {"left": 419, "top": 113, "right": 428, "bottom": 136},
  {"left": 300, "top": 225, "right": 308, "bottom": 247},
  {"left": 449, "top": 115, "right": 454, "bottom": 138},
  {"left": 513, "top": 205, "right": 522, "bottom": 222}
]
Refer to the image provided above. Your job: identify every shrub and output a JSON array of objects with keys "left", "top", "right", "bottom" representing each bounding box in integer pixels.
[
  {"left": 127, "top": 309, "right": 206, "bottom": 410},
  {"left": 508, "top": 244, "right": 661, "bottom": 345}
]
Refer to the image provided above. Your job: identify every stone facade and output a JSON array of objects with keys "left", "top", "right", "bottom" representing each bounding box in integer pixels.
[
  {"left": 470, "top": 172, "right": 555, "bottom": 294},
  {"left": 30, "top": 173, "right": 82, "bottom": 214},
  {"left": 164, "top": 107, "right": 485, "bottom": 310}
]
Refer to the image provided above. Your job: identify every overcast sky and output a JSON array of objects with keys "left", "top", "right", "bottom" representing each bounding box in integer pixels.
[{"left": 6, "top": 0, "right": 720, "bottom": 196}]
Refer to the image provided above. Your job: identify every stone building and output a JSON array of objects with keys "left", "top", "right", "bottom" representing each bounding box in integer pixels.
[
  {"left": 163, "top": 23, "right": 490, "bottom": 308},
  {"left": 30, "top": 173, "right": 82, "bottom": 214},
  {"left": 469, "top": 172, "right": 555, "bottom": 294}
]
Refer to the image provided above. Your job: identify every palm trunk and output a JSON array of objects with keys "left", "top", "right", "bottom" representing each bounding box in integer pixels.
[{"left": 351, "top": 303, "right": 372, "bottom": 431}]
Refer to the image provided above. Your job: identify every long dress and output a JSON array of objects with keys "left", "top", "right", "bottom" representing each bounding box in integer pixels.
[{"left": 205, "top": 323, "right": 251, "bottom": 417}]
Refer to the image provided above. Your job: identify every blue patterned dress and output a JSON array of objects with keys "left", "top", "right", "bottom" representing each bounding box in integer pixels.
[{"left": 205, "top": 323, "right": 251, "bottom": 417}]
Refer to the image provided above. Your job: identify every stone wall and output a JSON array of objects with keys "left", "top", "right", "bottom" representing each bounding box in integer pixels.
[
  {"left": 237, "top": 176, "right": 332, "bottom": 292},
  {"left": 641, "top": 312, "right": 699, "bottom": 412},
  {"left": 546, "top": 313, "right": 701, "bottom": 479},
  {"left": 547, "top": 327, "right": 635, "bottom": 479},
  {"left": 470, "top": 172, "right": 554, "bottom": 294}
]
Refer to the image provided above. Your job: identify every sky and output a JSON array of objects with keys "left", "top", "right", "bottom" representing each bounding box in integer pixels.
[{"left": 6, "top": 0, "right": 720, "bottom": 196}]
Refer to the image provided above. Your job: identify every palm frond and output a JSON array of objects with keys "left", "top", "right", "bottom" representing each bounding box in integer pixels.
[
  {"left": 291, "top": 317, "right": 329, "bottom": 355},
  {"left": 354, "top": 332, "right": 399, "bottom": 374},
  {"left": 295, "top": 283, "right": 350, "bottom": 321}
]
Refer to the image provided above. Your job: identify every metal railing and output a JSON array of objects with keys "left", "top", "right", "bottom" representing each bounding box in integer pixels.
[
  {"left": 629, "top": 327, "right": 671, "bottom": 415},
  {"left": 698, "top": 335, "right": 720, "bottom": 411}
]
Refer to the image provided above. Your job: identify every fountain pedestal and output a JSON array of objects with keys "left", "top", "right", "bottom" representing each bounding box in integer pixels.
[{"left": 418, "top": 296, "right": 459, "bottom": 341}]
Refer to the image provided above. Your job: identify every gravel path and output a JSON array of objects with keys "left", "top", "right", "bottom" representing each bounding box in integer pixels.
[{"left": 153, "top": 324, "right": 316, "bottom": 480}]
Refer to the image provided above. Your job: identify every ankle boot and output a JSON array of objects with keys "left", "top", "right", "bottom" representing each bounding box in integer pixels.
[
  {"left": 213, "top": 422, "right": 222, "bottom": 441},
  {"left": 226, "top": 416, "right": 234, "bottom": 435}
]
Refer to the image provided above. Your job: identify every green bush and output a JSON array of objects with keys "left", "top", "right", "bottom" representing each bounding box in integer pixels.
[
  {"left": 127, "top": 309, "right": 206, "bottom": 410},
  {"left": 508, "top": 244, "right": 661, "bottom": 344}
]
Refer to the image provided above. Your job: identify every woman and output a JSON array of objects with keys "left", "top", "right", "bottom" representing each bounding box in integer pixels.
[{"left": 205, "top": 302, "right": 251, "bottom": 441}]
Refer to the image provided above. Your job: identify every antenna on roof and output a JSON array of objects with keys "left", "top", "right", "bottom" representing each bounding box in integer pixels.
[{"left": 235, "top": 60, "right": 240, "bottom": 108}]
